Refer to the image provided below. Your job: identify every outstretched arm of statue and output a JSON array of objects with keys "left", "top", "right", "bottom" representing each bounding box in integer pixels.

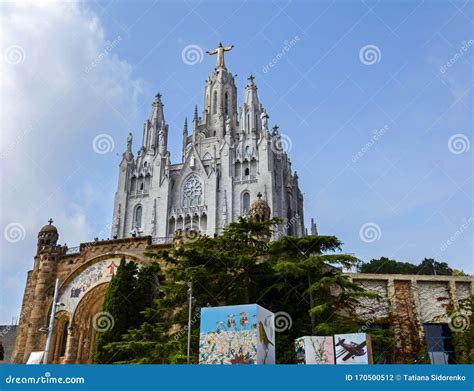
[
  {"left": 224, "top": 45, "right": 234, "bottom": 51},
  {"left": 206, "top": 49, "right": 218, "bottom": 55}
]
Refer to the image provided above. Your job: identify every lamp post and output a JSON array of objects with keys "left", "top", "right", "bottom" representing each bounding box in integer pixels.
[
  {"left": 40, "top": 278, "right": 62, "bottom": 364},
  {"left": 186, "top": 280, "right": 193, "bottom": 364}
]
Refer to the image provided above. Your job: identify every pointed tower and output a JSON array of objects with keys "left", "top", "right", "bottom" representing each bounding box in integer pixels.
[
  {"left": 202, "top": 43, "right": 238, "bottom": 139},
  {"left": 182, "top": 117, "right": 188, "bottom": 161},
  {"left": 142, "top": 93, "right": 168, "bottom": 156},
  {"left": 240, "top": 74, "right": 262, "bottom": 136}
]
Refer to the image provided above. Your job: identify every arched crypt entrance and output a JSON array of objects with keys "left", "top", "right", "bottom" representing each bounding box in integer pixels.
[
  {"left": 50, "top": 284, "right": 107, "bottom": 363},
  {"left": 49, "top": 254, "right": 145, "bottom": 364}
]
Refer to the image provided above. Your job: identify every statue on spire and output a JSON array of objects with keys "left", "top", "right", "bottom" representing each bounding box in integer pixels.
[{"left": 206, "top": 42, "right": 234, "bottom": 68}]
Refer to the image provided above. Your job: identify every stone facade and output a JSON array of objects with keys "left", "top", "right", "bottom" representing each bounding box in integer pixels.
[
  {"left": 12, "top": 225, "right": 472, "bottom": 365},
  {"left": 111, "top": 50, "right": 305, "bottom": 241},
  {"left": 11, "top": 221, "right": 164, "bottom": 364},
  {"left": 347, "top": 273, "right": 473, "bottom": 363}
]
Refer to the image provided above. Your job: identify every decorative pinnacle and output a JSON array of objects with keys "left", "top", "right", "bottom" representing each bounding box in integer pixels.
[
  {"left": 257, "top": 192, "right": 262, "bottom": 198},
  {"left": 183, "top": 117, "right": 188, "bottom": 133},
  {"left": 193, "top": 105, "right": 198, "bottom": 121}
]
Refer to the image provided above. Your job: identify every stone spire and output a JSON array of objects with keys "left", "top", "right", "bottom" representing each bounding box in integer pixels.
[
  {"left": 141, "top": 92, "right": 168, "bottom": 154},
  {"left": 310, "top": 218, "right": 318, "bottom": 235},
  {"left": 182, "top": 117, "right": 188, "bottom": 161},
  {"left": 240, "top": 74, "right": 261, "bottom": 134},
  {"left": 149, "top": 92, "right": 165, "bottom": 128},
  {"left": 193, "top": 105, "right": 199, "bottom": 131}
]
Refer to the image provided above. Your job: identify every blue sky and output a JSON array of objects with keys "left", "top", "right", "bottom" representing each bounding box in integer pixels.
[{"left": 1, "top": 0, "right": 472, "bottom": 324}]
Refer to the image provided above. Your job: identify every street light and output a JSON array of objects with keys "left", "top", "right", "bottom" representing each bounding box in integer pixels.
[
  {"left": 186, "top": 280, "right": 193, "bottom": 364},
  {"left": 40, "top": 278, "right": 63, "bottom": 364}
]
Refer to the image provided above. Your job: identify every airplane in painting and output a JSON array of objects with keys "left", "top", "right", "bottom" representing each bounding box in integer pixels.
[{"left": 335, "top": 338, "right": 366, "bottom": 361}]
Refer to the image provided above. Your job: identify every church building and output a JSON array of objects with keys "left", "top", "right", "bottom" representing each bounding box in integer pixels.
[
  {"left": 10, "top": 45, "right": 472, "bottom": 365},
  {"left": 112, "top": 43, "right": 305, "bottom": 241}
]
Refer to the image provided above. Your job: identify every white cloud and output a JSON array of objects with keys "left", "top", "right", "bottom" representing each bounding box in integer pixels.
[{"left": 0, "top": 0, "right": 144, "bottom": 323}]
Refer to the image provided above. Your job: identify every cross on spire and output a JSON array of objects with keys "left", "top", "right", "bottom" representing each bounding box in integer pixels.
[{"left": 48, "top": 218, "right": 54, "bottom": 225}]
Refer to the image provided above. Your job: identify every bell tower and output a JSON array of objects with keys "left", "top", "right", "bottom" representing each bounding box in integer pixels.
[{"left": 202, "top": 43, "right": 238, "bottom": 139}]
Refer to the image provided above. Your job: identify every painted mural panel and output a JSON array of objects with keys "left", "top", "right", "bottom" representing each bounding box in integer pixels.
[
  {"left": 295, "top": 336, "right": 335, "bottom": 364},
  {"left": 199, "top": 304, "right": 275, "bottom": 364},
  {"left": 59, "top": 258, "right": 123, "bottom": 314},
  {"left": 334, "top": 333, "right": 372, "bottom": 364}
]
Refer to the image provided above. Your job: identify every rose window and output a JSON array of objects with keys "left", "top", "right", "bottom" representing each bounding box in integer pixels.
[{"left": 183, "top": 175, "right": 203, "bottom": 207}]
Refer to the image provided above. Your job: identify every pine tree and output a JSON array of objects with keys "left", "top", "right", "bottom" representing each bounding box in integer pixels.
[
  {"left": 93, "top": 258, "right": 162, "bottom": 363},
  {"left": 103, "top": 218, "right": 393, "bottom": 364},
  {"left": 267, "top": 235, "right": 390, "bottom": 362}
]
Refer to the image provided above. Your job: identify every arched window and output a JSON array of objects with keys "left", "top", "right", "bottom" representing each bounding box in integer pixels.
[
  {"left": 244, "top": 167, "right": 250, "bottom": 176},
  {"left": 183, "top": 175, "right": 203, "bottom": 207},
  {"left": 134, "top": 205, "right": 142, "bottom": 228},
  {"left": 255, "top": 113, "right": 258, "bottom": 130},
  {"left": 224, "top": 92, "right": 229, "bottom": 115},
  {"left": 60, "top": 322, "right": 69, "bottom": 357},
  {"left": 246, "top": 113, "right": 249, "bottom": 131},
  {"left": 242, "top": 192, "right": 250, "bottom": 215},
  {"left": 213, "top": 91, "right": 217, "bottom": 115}
]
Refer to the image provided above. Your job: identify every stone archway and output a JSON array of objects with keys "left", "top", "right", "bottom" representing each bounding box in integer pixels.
[{"left": 65, "top": 283, "right": 108, "bottom": 364}]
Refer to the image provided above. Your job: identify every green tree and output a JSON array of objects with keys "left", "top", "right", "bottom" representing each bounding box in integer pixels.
[
  {"left": 359, "top": 257, "right": 418, "bottom": 274},
  {"left": 93, "top": 258, "right": 162, "bottom": 363},
  {"left": 105, "top": 218, "right": 394, "bottom": 364},
  {"left": 267, "top": 235, "right": 387, "bottom": 362},
  {"left": 416, "top": 258, "right": 452, "bottom": 275},
  {"left": 359, "top": 257, "right": 453, "bottom": 275},
  {"left": 103, "top": 217, "right": 280, "bottom": 363}
]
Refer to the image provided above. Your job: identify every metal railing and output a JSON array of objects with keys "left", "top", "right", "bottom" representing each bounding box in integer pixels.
[
  {"left": 65, "top": 246, "right": 80, "bottom": 255},
  {"left": 151, "top": 236, "right": 174, "bottom": 245}
]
